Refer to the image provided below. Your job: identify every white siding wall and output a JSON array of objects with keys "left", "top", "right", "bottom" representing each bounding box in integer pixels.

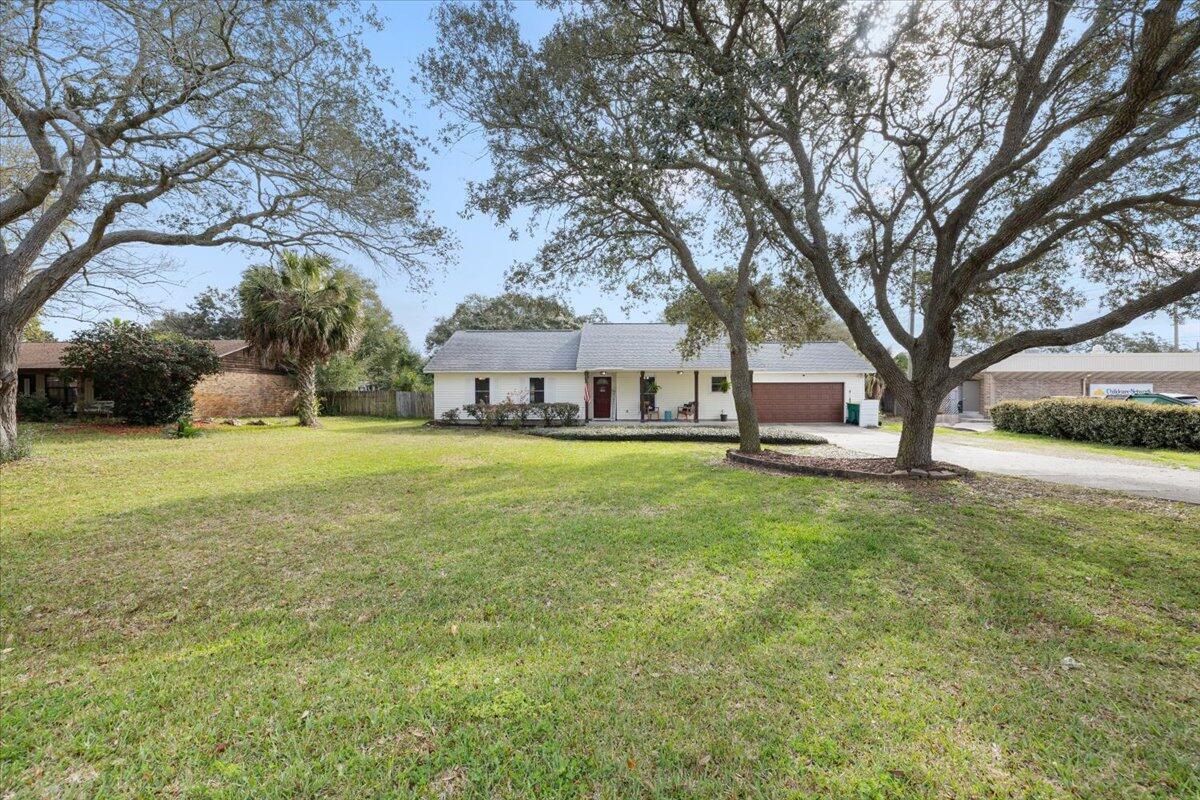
[
  {"left": 433, "top": 372, "right": 584, "bottom": 417},
  {"left": 609, "top": 372, "right": 638, "bottom": 420},
  {"left": 433, "top": 373, "right": 470, "bottom": 417},
  {"left": 701, "top": 370, "right": 737, "bottom": 420}
]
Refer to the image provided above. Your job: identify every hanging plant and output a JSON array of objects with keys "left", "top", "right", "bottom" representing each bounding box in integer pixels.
[{"left": 716, "top": 377, "right": 731, "bottom": 393}]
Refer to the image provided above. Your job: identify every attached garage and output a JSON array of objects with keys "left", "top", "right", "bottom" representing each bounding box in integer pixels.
[{"left": 752, "top": 381, "right": 844, "bottom": 423}]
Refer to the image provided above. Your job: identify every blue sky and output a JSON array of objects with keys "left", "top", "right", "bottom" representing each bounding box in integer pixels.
[{"left": 41, "top": 1, "right": 1198, "bottom": 352}]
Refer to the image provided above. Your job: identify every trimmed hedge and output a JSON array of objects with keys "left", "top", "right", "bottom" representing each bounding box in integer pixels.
[
  {"left": 454, "top": 401, "right": 581, "bottom": 428},
  {"left": 525, "top": 425, "right": 827, "bottom": 445},
  {"left": 990, "top": 398, "right": 1200, "bottom": 451}
]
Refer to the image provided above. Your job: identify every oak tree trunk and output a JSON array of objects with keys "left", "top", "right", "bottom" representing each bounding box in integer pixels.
[
  {"left": 895, "top": 390, "right": 940, "bottom": 471},
  {"left": 0, "top": 323, "right": 19, "bottom": 457},
  {"left": 727, "top": 324, "right": 761, "bottom": 454},
  {"left": 296, "top": 356, "right": 320, "bottom": 427}
]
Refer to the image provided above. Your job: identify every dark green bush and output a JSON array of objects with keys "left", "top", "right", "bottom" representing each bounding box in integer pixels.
[
  {"left": 15, "top": 393, "right": 60, "bottom": 422},
  {"left": 991, "top": 398, "right": 1200, "bottom": 450},
  {"left": 441, "top": 407, "right": 461, "bottom": 423},
  {"left": 61, "top": 321, "right": 221, "bottom": 425}
]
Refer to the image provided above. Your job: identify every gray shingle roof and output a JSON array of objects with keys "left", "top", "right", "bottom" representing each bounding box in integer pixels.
[
  {"left": 575, "top": 323, "right": 872, "bottom": 372},
  {"left": 744, "top": 341, "right": 873, "bottom": 372},
  {"left": 425, "top": 323, "right": 872, "bottom": 374},
  {"left": 424, "top": 330, "right": 582, "bottom": 372},
  {"left": 19, "top": 339, "right": 249, "bottom": 369},
  {"left": 575, "top": 323, "right": 724, "bottom": 369}
]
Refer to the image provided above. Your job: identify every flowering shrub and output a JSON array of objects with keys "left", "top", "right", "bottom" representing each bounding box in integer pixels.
[
  {"left": 61, "top": 321, "right": 220, "bottom": 425},
  {"left": 990, "top": 398, "right": 1200, "bottom": 450}
]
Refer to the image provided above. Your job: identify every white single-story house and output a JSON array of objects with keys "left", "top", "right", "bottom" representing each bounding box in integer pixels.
[{"left": 425, "top": 323, "right": 874, "bottom": 423}]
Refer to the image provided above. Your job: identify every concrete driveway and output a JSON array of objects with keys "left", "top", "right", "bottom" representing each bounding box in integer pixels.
[{"left": 801, "top": 424, "right": 1199, "bottom": 504}]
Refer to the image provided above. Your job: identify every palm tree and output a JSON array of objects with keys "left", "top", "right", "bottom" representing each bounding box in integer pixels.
[{"left": 239, "top": 252, "right": 362, "bottom": 427}]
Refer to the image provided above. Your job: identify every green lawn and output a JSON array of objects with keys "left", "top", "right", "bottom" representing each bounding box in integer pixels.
[
  {"left": 2, "top": 419, "right": 1198, "bottom": 798},
  {"left": 883, "top": 421, "right": 1200, "bottom": 469}
]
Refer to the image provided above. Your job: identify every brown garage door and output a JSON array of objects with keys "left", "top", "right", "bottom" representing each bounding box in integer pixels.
[{"left": 752, "top": 382, "right": 844, "bottom": 423}]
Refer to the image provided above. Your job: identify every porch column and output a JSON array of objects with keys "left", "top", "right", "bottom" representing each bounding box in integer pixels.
[
  {"left": 584, "top": 370, "right": 590, "bottom": 421},
  {"left": 693, "top": 370, "right": 699, "bottom": 423},
  {"left": 639, "top": 370, "right": 645, "bottom": 422}
]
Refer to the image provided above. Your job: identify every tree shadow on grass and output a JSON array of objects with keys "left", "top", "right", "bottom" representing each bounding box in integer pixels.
[{"left": 4, "top": 442, "right": 1198, "bottom": 797}]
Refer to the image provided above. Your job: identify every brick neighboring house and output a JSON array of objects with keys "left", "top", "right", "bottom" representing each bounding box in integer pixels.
[
  {"left": 17, "top": 339, "right": 297, "bottom": 418},
  {"left": 943, "top": 350, "right": 1200, "bottom": 417}
]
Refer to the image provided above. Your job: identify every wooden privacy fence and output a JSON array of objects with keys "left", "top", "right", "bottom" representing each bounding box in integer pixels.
[{"left": 320, "top": 390, "right": 433, "bottom": 419}]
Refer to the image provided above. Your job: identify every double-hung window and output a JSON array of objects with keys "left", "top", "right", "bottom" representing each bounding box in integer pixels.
[
  {"left": 474, "top": 377, "right": 490, "bottom": 404},
  {"left": 529, "top": 377, "right": 545, "bottom": 404}
]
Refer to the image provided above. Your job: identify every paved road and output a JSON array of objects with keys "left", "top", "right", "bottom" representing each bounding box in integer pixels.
[{"left": 801, "top": 424, "right": 1199, "bottom": 504}]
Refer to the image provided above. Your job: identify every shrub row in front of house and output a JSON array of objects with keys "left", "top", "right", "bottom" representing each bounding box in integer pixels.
[
  {"left": 990, "top": 397, "right": 1200, "bottom": 451},
  {"left": 441, "top": 401, "right": 582, "bottom": 429}
]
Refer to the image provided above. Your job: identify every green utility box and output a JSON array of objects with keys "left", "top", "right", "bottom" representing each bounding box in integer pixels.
[{"left": 845, "top": 402, "right": 860, "bottom": 425}]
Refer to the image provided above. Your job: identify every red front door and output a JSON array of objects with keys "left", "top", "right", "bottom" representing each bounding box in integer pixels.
[{"left": 593, "top": 376, "right": 612, "bottom": 418}]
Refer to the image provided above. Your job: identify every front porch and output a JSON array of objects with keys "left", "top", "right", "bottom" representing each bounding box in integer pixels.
[
  {"left": 17, "top": 368, "right": 95, "bottom": 415},
  {"left": 582, "top": 369, "right": 736, "bottom": 423}
]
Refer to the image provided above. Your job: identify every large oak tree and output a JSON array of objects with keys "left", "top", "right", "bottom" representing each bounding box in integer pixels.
[
  {"left": 0, "top": 0, "right": 450, "bottom": 452},
  {"left": 428, "top": 0, "right": 1200, "bottom": 468},
  {"left": 423, "top": 3, "right": 821, "bottom": 452}
]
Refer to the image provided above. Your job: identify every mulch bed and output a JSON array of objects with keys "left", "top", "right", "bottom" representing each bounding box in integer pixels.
[
  {"left": 53, "top": 423, "right": 161, "bottom": 436},
  {"left": 727, "top": 448, "right": 970, "bottom": 480},
  {"left": 523, "top": 426, "right": 828, "bottom": 445}
]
